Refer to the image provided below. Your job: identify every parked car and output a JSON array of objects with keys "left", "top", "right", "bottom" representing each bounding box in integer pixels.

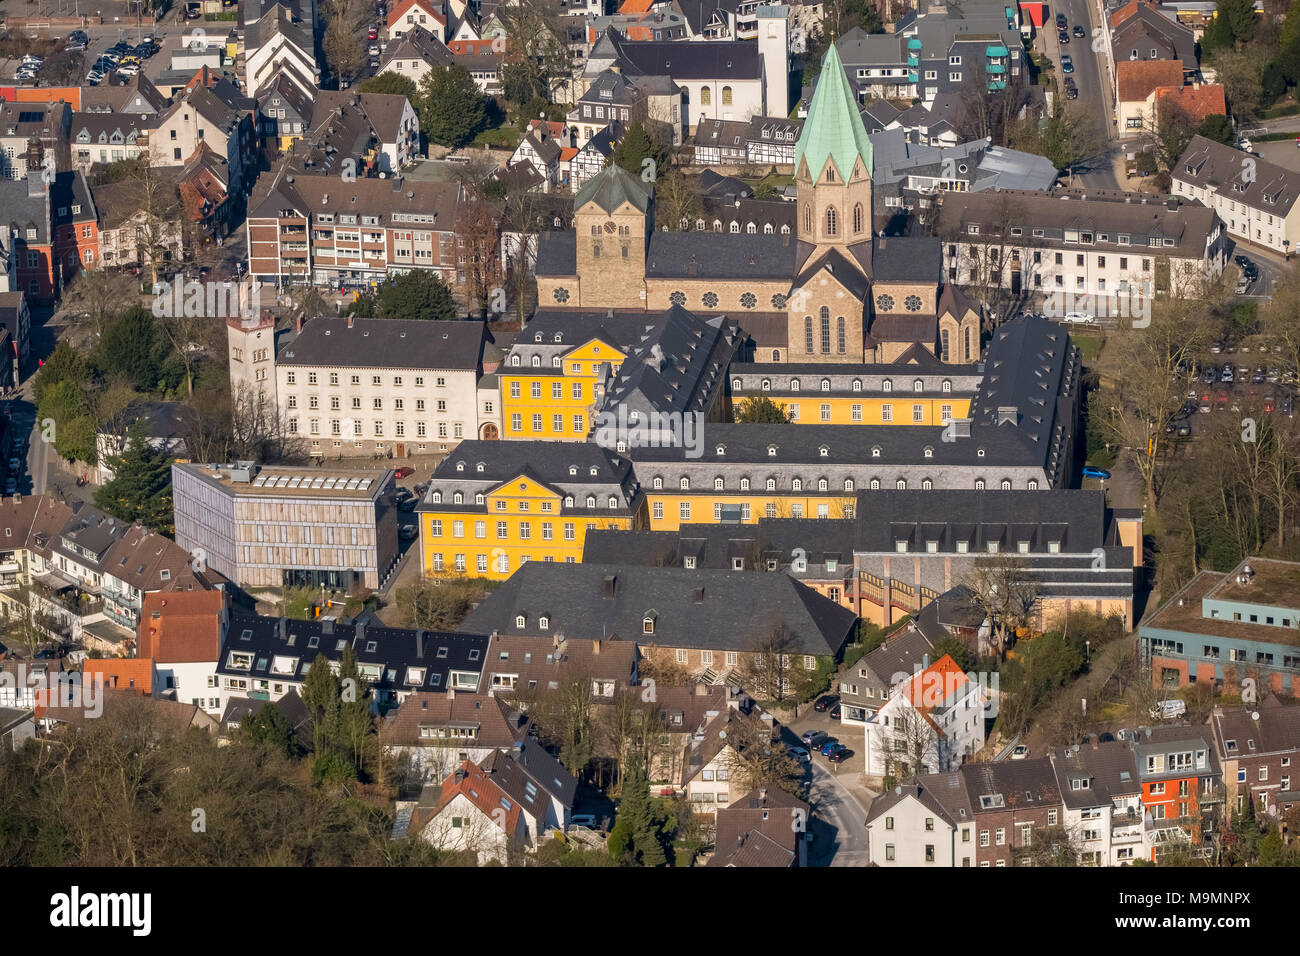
[
  {"left": 1201, "top": 366, "right": 1217, "bottom": 384},
  {"left": 827, "top": 747, "right": 852, "bottom": 763},
  {"left": 801, "top": 729, "right": 829, "bottom": 749},
  {"left": 395, "top": 466, "right": 415, "bottom": 478},
  {"left": 368, "top": 24, "right": 378, "bottom": 40},
  {"left": 1058, "top": 29, "right": 1069, "bottom": 43},
  {"left": 1236, "top": 275, "right": 1251, "bottom": 295},
  {"left": 399, "top": 525, "right": 417, "bottom": 540},
  {"left": 1065, "top": 80, "right": 1078, "bottom": 99},
  {"left": 1081, "top": 465, "right": 1111, "bottom": 480},
  {"left": 820, "top": 739, "right": 841, "bottom": 756},
  {"left": 1056, "top": 12, "right": 1067, "bottom": 28},
  {"left": 117, "top": 64, "right": 140, "bottom": 76},
  {"left": 1072, "top": 24, "right": 1085, "bottom": 37},
  {"left": 829, "top": 703, "right": 842, "bottom": 720},
  {"left": 1062, "top": 311, "right": 1095, "bottom": 324},
  {"left": 813, "top": 695, "right": 838, "bottom": 712},
  {"left": 1221, "top": 364, "right": 1235, "bottom": 383},
  {"left": 1011, "top": 744, "right": 1029, "bottom": 760},
  {"left": 1061, "top": 54, "right": 1074, "bottom": 73},
  {"left": 569, "top": 813, "right": 598, "bottom": 829},
  {"left": 1150, "top": 699, "right": 1187, "bottom": 720},
  {"left": 786, "top": 745, "right": 810, "bottom": 761}
]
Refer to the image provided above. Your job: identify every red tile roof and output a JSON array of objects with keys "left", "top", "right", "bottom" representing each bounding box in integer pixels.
[
  {"left": 434, "top": 760, "right": 523, "bottom": 834},
  {"left": 138, "top": 590, "right": 225, "bottom": 663},
  {"left": 388, "top": 0, "right": 445, "bottom": 31},
  {"left": 618, "top": 0, "right": 656, "bottom": 12},
  {"left": 899, "top": 654, "right": 974, "bottom": 718},
  {"left": 83, "top": 658, "right": 154, "bottom": 695},
  {"left": 1117, "top": 60, "right": 1184, "bottom": 103},
  {"left": 1155, "top": 83, "right": 1227, "bottom": 124}
]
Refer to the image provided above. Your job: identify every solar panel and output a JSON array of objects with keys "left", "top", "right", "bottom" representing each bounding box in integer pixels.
[
  {"left": 287, "top": 476, "right": 302, "bottom": 487},
  {"left": 311, "top": 477, "right": 325, "bottom": 488}
]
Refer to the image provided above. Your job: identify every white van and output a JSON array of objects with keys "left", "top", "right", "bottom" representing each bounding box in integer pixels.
[{"left": 1149, "top": 699, "right": 1187, "bottom": 720}]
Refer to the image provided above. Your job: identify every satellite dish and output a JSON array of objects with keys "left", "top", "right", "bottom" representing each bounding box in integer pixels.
[
  {"left": 1252, "top": 711, "right": 1261, "bottom": 721},
  {"left": 718, "top": 730, "right": 726, "bottom": 739},
  {"left": 1072, "top": 743, "right": 1080, "bottom": 752}
]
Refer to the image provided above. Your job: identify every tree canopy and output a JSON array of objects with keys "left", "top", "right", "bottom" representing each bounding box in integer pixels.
[
  {"left": 418, "top": 66, "right": 488, "bottom": 148},
  {"left": 93, "top": 419, "right": 176, "bottom": 535},
  {"left": 349, "top": 270, "right": 459, "bottom": 320}
]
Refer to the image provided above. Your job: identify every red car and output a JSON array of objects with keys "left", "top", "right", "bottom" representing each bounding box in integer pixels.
[
  {"left": 395, "top": 466, "right": 415, "bottom": 478},
  {"left": 368, "top": 25, "right": 378, "bottom": 40}
]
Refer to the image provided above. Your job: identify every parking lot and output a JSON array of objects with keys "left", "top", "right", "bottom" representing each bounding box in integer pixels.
[{"left": 1170, "top": 343, "right": 1297, "bottom": 440}]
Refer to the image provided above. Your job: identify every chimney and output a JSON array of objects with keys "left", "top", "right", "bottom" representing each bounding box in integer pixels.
[
  {"left": 1091, "top": 734, "right": 1099, "bottom": 750},
  {"left": 592, "top": 639, "right": 601, "bottom": 655},
  {"left": 295, "top": 314, "right": 303, "bottom": 332},
  {"left": 454, "top": 768, "right": 466, "bottom": 783},
  {"left": 602, "top": 574, "right": 617, "bottom": 598},
  {"left": 416, "top": 629, "right": 425, "bottom": 659},
  {"left": 347, "top": 314, "right": 354, "bottom": 329},
  {"left": 278, "top": 618, "right": 287, "bottom": 640},
  {"left": 922, "top": 653, "right": 930, "bottom": 669},
  {"left": 759, "top": 787, "right": 768, "bottom": 801}
]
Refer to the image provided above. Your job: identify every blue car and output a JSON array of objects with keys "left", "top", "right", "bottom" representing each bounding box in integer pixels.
[
  {"left": 1082, "top": 466, "right": 1111, "bottom": 480},
  {"left": 1061, "top": 55, "right": 1074, "bottom": 74},
  {"left": 820, "top": 739, "right": 840, "bottom": 756}
]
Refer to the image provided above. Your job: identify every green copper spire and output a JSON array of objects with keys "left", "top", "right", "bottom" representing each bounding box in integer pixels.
[{"left": 794, "top": 40, "right": 874, "bottom": 181}]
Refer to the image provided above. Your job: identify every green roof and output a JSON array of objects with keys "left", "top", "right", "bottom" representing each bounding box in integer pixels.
[
  {"left": 573, "top": 163, "right": 651, "bottom": 215},
  {"left": 794, "top": 41, "right": 873, "bottom": 181}
]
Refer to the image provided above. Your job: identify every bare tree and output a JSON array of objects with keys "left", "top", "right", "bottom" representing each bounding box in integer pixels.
[
  {"left": 1094, "top": 289, "right": 1220, "bottom": 509},
  {"left": 938, "top": 192, "right": 1028, "bottom": 326},
  {"left": 873, "top": 707, "right": 940, "bottom": 781},
  {"left": 735, "top": 622, "right": 807, "bottom": 707},
  {"left": 122, "top": 150, "right": 184, "bottom": 288},
  {"left": 653, "top": 170, "right": 704, "bottom": 232},
  {"left": 1017, "top": 823, "right": 1084, "bottom": 866},
  {"left": 321, "top": 0, "right": 369, "bottom": 83},
  {"left": 724, "top": 712, "right": 804, "bottom": 796},
  {"left": 59, "top": 270, "right": 139, "bottom": 345},
  {"left": 962, "top": 557, "right": 1041, "bottom": 658},
  {"left": 456, "top": 200, "right": 504, "bottom": 320}
]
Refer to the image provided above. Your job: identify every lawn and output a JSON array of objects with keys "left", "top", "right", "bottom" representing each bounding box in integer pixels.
[
  {"left": 1072, "top": 332, "right": 1104, "bottom": 366},
  {"left": 472, "top": 125, "right": 519, "bottom": 148}
]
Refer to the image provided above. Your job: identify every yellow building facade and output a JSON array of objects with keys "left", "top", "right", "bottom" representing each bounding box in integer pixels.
[
  {"left": 498, "top": 336, "right": 628, "bottom": 441},
  {"left": 418, "top": 441, "right": 645, "bottom": 580}
]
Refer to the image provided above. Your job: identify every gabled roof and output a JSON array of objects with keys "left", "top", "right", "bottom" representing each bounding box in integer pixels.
[
  {"left": 1155, "top": 84, "right": 1226, "bottom": 125},
  {"left": 798, "top": 40, "right": 874, "bottom": 179},
  {"left": 277, "top": 317, "right": 485, "bottom": 372},
  {"left": 482, "top": 739, "right": 578, "bottom": 812},
  {"left": 138, "top": 590, "right": 226, "bottom": 663},
  {"left": 429, "top": 759, "right": 524, "bottom": 834},
  {"left": 1116, "top": 59, "right": 1183, "bottom": 103}
]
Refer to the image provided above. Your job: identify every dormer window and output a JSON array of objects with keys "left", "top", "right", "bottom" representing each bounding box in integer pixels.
[
  {"left": 453, "top": 492, "right": 463, "bottom": 504},
  {"left": 643, "top": 613, "right": 656, "bottom": 634},
  {"left": 716, "top": 445, "right": 726, "bottom": 456},
  {"left": 539, "top": 616, "right": 549, "bottom": 629},
  {"left": 883, "top": 379, "right": 893, "bottom": 392},
  {"left": 431, "top": 491, "right": 442, "bottom": 503},
  {"left": 821, "top": 379, "right": 831, "bottom": 391},
  {"left": 767, "top": 445, "right": 777, "bottom": 457},
  {"left": 818, "top": 445, "right": 829, "bottom": 458},
  {"left": 456, "top": 462, "right": 465, "bottom": 471},
  {"left": 515, "top": 615, "right": 526, "bottom": 628},
  {"left": 871, "top": 446, "right": 881, "bottom": 458}
]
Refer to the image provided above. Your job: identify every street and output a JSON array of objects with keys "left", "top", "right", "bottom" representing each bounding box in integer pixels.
[
  {"left": 806, "top": 757, "right": 871, "bottom": 867},
  {"left": 1039, "top": 0, "right": 1121, "bottom": 189}
]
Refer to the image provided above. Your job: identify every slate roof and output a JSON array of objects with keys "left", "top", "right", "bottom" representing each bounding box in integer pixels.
[
  {"left": 600, "top": 306, "right": 738, "bottom": 418},
  {"left": 380, "top": 25, "right": 455, "bottom": 70},
  {"left": 1175, "top": 134, "right": 1300, "bottom": 218},
  {"left": 221, "top": 689, "right": 313, "bottom": 745},
  {"left": 216, "top": 612, "right": 491, "bottom": 694},
  {"left": 462, "top": 562, "right": 858, "bottom": 656},
  {"left": 534, "top": 230, "right": 577, "bottom": 277},
  {"left": 645, "top": 231, "right": 798, "bottom": 279},
  {"left": 871, "top": 234, "right": 942, "bottom": 283},
  {"left": 1051, "top": 740, "right": 1142, "bottom": 810},
  {"left": 277, "top": 317, "right": 484, "bottom": 371},
  {"left": 482, "top": 738, "right": 579, "bottom": 812},
  {"left": 1210, "top": 697, "right": 1300, "bottom": 759},
  {"left": 612, "top": 36, "right": 763, "bottom": 80}
]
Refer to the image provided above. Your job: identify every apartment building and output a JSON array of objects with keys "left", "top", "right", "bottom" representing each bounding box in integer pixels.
[
  {"left": 1134, "top": 727, "right": 1221, "bottom": 860},
  {"left": 1139, "top": 557, "right": 1300, "bottom": 697},
  {"left": 267, "top": 315, "right": 489, "bottom": 456},
  {"left": 172, "top": 461, "right": 398, "bottom": 591},
  {"left": 418, "top": 441, "right": 645, "bottom": 580},
  {"left": 938, "top": 189, "right": 1227, "bottom": 303},
  {"left": 138, "top": 589, "right": 231, "bottom": 716},
  {"left": 0, "top": 101, "right": 71, "bottom": 182},
  {"left": 1172, "top": 135, "right": 1300, "bottom": 256},
  {"left": 863, "top": 653, "right": 986, "bottom": 777},
  {"left": 245, "top": 160, "right": 464, "bottom": 289},
  {"left": 376, "top": 26, "right": 455, "bottom": 88},
  {"left": 833, "top": 8, "right": 1023, "bottom": 106},
  {"left": 0, "top": 495, "right": 216, "bottom": 648},
  {"left": 68, "top": 112, "right": 149, "bottom": 173},
  {"left": 152, "top": 81, "right": 259, "bottom": 209},
  {"left": 213, "top": 611, "right": 491, "bottom": 715},
  {"left": 1209, "top": 698, "right": 1300, "bottom": 818},
  {"left": 244, "top": 2, "right": 320, "bottom": 98}
]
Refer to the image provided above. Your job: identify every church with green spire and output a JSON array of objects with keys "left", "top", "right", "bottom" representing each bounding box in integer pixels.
[{"left": 533, "top": 42, "right": 980, "bottom": 366}]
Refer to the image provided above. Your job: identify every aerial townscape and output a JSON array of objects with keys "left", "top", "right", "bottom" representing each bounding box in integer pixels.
[{"left": 3, "top": 0, "right": 1300, "bottom": 876}]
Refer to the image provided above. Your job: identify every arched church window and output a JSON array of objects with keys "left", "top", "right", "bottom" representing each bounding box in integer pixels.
[
  {"left": 820, "top": 307, "right": 830, "bottom": 354},
  {"left": 826, "top": 206, "right": 837, "bottom": 237},
  {"left": 804, "top": 316, "right": 814, "bottom": 353},
  {"left": 853, "top": 204, "right": 864, "bottom": 234},
  {"left": 701, "top": 87, "right": 712, "bottom": 105},
  {"left": 722, "top": 86, "right": 733, "bottom": 105},
  {"left": 837, "top": 316, "right": 846, "bottom": 354}
]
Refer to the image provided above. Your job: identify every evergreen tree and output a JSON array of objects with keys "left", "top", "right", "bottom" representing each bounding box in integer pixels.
[
  {"left": 358, "top": 71, "right": 418, "bottom": 97},
  {"left": 349, "top": 271, "right": 458, "bottom": 320},
  {"left": 94, "top": 419, "right": 175, "bottom": 534},
  {"left": 240, "top": 701, "right": 297, "bottom": 758},
  {"left": 1197, "top": 114, "right": 1235, "bottom": 145},
  {"left": 611, "top": 122, "right": 671, "bottom": 182},
  {"left": 336, "top": 644, "right": 376, "bottom": 781},
  {"left": 92, "top": 307, "right": 164, "bottom": 391},
  {"left": 301, "top": 654, "right": 342, "bottom": 756},
  {"left": 1219, "top": 0, "right": 1256, "bottom": 46},
  {"left": 418, "top": 66, "right": 487, "bottom": 148},
  {"left": 616, "top": 755, "right": 667, "bottom": 867},
  {"left": 1201, "top": 9, "right": 1235, "bottom": 54}
]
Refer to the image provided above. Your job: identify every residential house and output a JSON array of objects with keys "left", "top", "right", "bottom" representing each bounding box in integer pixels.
[
  {"left": 0, "top": 101, "right": 71, "bottom": 182},
  {"left": 138, "top": 588, "right": 230, "bottom": 716},
  {"left": 152, "top": 81, "right": 259, "bottom": 212},
  {"left": 244, "top": 1, "right": 320, "bottom": 98},
  {"left": 708, "top": 786, "right": 812, "bottom": 866},
  {"left": 1116, "top": 59, "right": 1184, "bottom": 135},
  {"left": 863, "top": 653, "right": 986, "bottom": 777},
  {"left": 746, "top": 114, "right": 805, "bottom": 166},
  {"left": 939, "top": 188, "right": 1227, "bottom": 303},
  {"left": 68, "top": 112, "right": 150, "bottom": 174},
  {"left": 1209, "top": 697, "right": 1300, "bottom": 818},
  {"left": 382, "top": 690, "right": 533, "bottom": 782},
  {"left": 376, "top": 26, "right": 456, "bottom": 87},
  {"left": 212, "top": 611, "right": 491, "bottom": 714},
  {"left": 94, "top": 401, "right": 189, "bottom": 486},
  {"left": 1173, "top": 135, "right": 1300, "bottom": 256},
  {"left": 838, "top": 619, "right": 935, "bottom": 726},
  {"left": 1134, "top": 726, "right": 1221, "bottom": 861},
  {"left": 1109, "top": 0, "right": 1197, "bottom": 78},
  {"left": 411, "top": 760, "right": 533, "bottom": 863},
  {"left": 865, "top": 780, "right": 963, "bottom": 865},
  {"left": 389, "top": 0, "right": 448, "bottom": 40},
  {"left": 481, "top": 633, "right": 640, "bottom": 701},
  {"left": 93, "top": 174, "right": 186, "bottom": 271}
]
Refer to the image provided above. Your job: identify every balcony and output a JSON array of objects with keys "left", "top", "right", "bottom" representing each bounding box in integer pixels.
[
  {"left": 907, "top": 53, "right": 919, "bottom": 67},
  {"left": 987, "top": 62, "right": 1006, "bottom": 74},
  {"left": 908, "top": 70, "right": 919, "bottom": 83}
]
